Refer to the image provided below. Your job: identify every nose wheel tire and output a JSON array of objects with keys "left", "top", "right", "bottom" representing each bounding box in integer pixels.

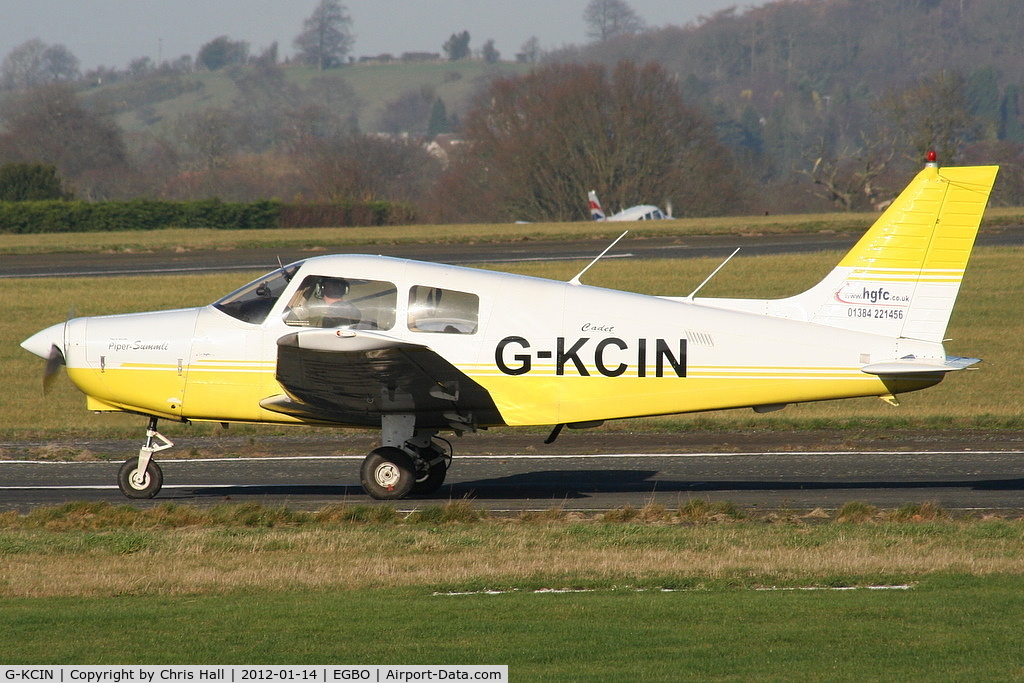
[
  {"left": 118, "top": 457, "right": 164, "bottom": 499},
  {"left": 360, "top": 447, "right": 416, "bottom": 500}
]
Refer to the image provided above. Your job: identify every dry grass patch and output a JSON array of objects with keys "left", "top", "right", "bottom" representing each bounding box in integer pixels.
[
  {"left": 3, "top": 501, "right": 1024, "bottom": 598},
  {"left": 29, "top": 444, "right": 98, "bottom": 461}
]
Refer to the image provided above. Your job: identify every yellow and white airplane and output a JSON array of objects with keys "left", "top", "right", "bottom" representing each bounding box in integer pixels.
[{"left": 22, "top": 161, "right": 998, "bottom": 500}]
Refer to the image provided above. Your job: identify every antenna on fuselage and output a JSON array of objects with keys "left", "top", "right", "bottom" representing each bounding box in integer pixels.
[
  {"left": 686, "top": 247, "right": 740, "bottom": 300},
  {"left": 569, "top": 230, "right": 628, "bottom": 286}
]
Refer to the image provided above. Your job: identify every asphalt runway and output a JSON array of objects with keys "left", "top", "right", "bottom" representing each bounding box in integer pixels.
[
  {"left": 3, "top": 434, "right": 1024, "bottom": 513},
  {"left": 3, "top": 230, "right": 1023, "bottom": 278}
]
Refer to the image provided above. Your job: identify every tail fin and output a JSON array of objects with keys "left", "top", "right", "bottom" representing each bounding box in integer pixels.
[
  {"left": 703, "top": 164, "right": 998, "bottom": 343},
  {"left": 588, "top": 190, "right": 606, "bottom": 221},
  {"left": 786, "top": 164, "right": 998, "bottom": 341}
]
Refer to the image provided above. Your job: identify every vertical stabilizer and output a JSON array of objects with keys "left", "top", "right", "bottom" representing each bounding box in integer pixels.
[
  {"left": 588, "top": 190, "right": 606, "bottom": 221},
  {"left": 736, "top": 164, "right": 998, "bottom": 342}
]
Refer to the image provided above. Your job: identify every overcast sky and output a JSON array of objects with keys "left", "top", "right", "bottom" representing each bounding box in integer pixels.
[{"left": 1, "top": 0, "right": 753, "bottom": 70}]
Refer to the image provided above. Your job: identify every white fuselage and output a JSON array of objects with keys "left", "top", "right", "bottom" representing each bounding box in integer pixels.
[{"left": 23, "top": 254, "right": 941, "bottom": 429}]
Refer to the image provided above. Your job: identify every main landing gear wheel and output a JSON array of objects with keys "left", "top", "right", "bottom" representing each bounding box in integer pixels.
[
  {"left": 360, "top": 447, "right": 416, "bottom": 500},
  {"left": 118, "top": 457, "right": 164, "bottom": 499}
]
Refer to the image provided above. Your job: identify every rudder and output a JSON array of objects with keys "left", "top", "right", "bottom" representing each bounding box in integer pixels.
[{"left": 787, "top": 164, "right": 998, "bottom": 341}]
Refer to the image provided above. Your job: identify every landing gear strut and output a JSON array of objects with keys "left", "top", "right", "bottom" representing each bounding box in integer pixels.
[
  {"left": 410, "top": 438, "right": 451, "bottom": 495},
  {"left": 117, "top": 417, "right": 172, "bottom": 499}
]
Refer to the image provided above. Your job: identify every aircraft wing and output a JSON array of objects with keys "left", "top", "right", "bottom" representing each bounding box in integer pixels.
[{"left": 261, "top": 329, "right": 503, "bottom": 430}]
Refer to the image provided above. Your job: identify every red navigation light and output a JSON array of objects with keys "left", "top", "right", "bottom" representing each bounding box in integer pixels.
[{"left": 926, "top": 150, "right": 937, "bottom": 163}]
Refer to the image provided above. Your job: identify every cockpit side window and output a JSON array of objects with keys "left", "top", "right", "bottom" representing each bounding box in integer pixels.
[
  {"left": 407, "top": 285, "right": 479, "bottom": 334},
  {"left": 213, "top": 261, "right": 303, "bottom": 324},
  {"left": 284, "top": 275, "right": 397, "bottom": 330}
]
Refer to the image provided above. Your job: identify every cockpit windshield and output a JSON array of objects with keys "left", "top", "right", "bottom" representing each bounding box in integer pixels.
[{"left": 213, "top": 261, "right": 304, "bottom": 324}]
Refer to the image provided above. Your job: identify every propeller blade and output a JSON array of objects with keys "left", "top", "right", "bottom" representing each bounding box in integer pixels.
[{"left": 42, "top": 344, "right": 65, "bottom": 394}]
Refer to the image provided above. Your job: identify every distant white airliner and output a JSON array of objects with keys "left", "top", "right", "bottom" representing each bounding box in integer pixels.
[{"left": 588, "top": 190, "right": 670, "bottom": 221}]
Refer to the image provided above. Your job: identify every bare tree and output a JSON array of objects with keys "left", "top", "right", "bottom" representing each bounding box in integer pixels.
[
  {"left": 583, "top": 0, "right": 645, "bottom": 42},
  {"left": 482, "top": 39, "right": 500, "bottom": 64},
  {"left": 294, "top": 0, "right": 355, "bottom": 71},
  {"left": 379, "top": 87, "right": 436, "bottom": 136},
  {"left": 878, "top": 71, "right": 979, "bottom": 165},
  {"left": 290, "top": 76, "right": 362, "bottom": 142},
  {"left": 802, "top": 133, "right": 897, "bottom": 211},
  {"left": 171, "top": 108, "right": 241, "bottom": 171},
  {"left": 0, "top": 83, "right": 128, "bottom": 198},
  {"left": 230, "top": 62, "right": 301, "bottom": 151},
  {"left": 41, "top": 44, "right": 80, "bottom": 83},
  {"left": 438, "top": 61, "right": 741, "bottom": 222},
  {"left": 518, "top": 36, "right": 541, "bottom": 64},
  {"left": 127, "top": 57, "right": 155, "bottom": 79},
  {"left": 1, "top": 39, "right": 46, "bottom": 90},
  {"left": 1, "top": 39, "right": 80, "bottom": 90},
  {"left": 296, "top": 134, "right": 439, "bottom": 203}
]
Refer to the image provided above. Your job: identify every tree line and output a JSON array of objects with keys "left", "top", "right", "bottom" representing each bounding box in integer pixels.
[
  {"left": 0, "top": 58, "right": 739, "bottom": 222},
  {"left": 1, "top": 0, "right": 1023, "bottom": 221},
  {"left": 564, "top": 0, "right": 1024, "bottom": 209}
]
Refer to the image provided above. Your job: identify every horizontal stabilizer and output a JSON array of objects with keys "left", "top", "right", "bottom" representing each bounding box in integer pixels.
[{"left": 860, "top": 355, "right": 980, "bottom": 375}]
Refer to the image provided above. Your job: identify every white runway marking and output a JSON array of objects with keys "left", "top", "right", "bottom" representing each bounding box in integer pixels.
[
  {"left": 1, "top": 449, "right": 1021, "bottom": 472},
  {"left": 3, "top": 451, "right": 1021, "bottom": 493},
  {"left": 434, "top": 585, "right": 915, "bottom": 596}
]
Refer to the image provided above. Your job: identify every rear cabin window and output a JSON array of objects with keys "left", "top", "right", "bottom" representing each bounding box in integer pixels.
[
  {"left": 283, "top": 276, "right": 397, "bottom": 330},
  {"left": 407, "top": 285, "right": 479, "bottom": 334}
]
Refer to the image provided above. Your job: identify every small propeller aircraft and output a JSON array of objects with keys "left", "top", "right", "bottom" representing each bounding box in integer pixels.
[
  {"left": 22, "top": 160, "right": 997, "bottom": 501},
  {"left": 588, "top": 190, "right": 670, "bottom": 221}
]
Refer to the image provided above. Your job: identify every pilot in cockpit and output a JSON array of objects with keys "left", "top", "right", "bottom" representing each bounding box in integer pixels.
[{"left": 285, "top": 276, "right": 362, "bottom": 328}]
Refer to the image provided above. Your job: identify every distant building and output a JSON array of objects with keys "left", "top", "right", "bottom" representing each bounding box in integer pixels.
[{"left": 401, "top": 52, "right": 441, "bottom": 62}]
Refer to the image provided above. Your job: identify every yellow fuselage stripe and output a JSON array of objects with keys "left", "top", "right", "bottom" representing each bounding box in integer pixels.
[{"left": 69, "top": 361, "right": 934, "bottom": 428}]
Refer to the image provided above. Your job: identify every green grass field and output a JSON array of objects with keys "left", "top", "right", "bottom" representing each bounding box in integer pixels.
[
  {"left": 3, "top": 577, "right": 1023, "bottom": 678},
  {"left": 2, "top": 502, "right": 1024, "bottom": 677}
]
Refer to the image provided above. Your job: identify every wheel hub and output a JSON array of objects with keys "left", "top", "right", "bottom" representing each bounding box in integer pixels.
[
  {"left": 129, "top": 469, "right": 150, "bottom": 489},
  {"left": 373, "top": 462, "right": 401, "bottom": 490}
]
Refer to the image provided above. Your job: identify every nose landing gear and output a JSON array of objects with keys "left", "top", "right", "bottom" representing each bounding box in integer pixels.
[{"left": 117, "top": 417, "right": 172, "bottom": 499}]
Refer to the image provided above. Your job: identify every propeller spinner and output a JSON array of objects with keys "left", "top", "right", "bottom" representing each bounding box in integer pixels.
[{"left": 21, "top": 322, "right": 67, "bottom": 393}]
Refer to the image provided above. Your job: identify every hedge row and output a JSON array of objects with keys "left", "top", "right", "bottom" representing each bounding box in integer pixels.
[
  {"left": 0, "top": 199, "right": 417, "bottom": 234},
  {"left": 280, "top": 201, "right": 418, "bottom": 228}
]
